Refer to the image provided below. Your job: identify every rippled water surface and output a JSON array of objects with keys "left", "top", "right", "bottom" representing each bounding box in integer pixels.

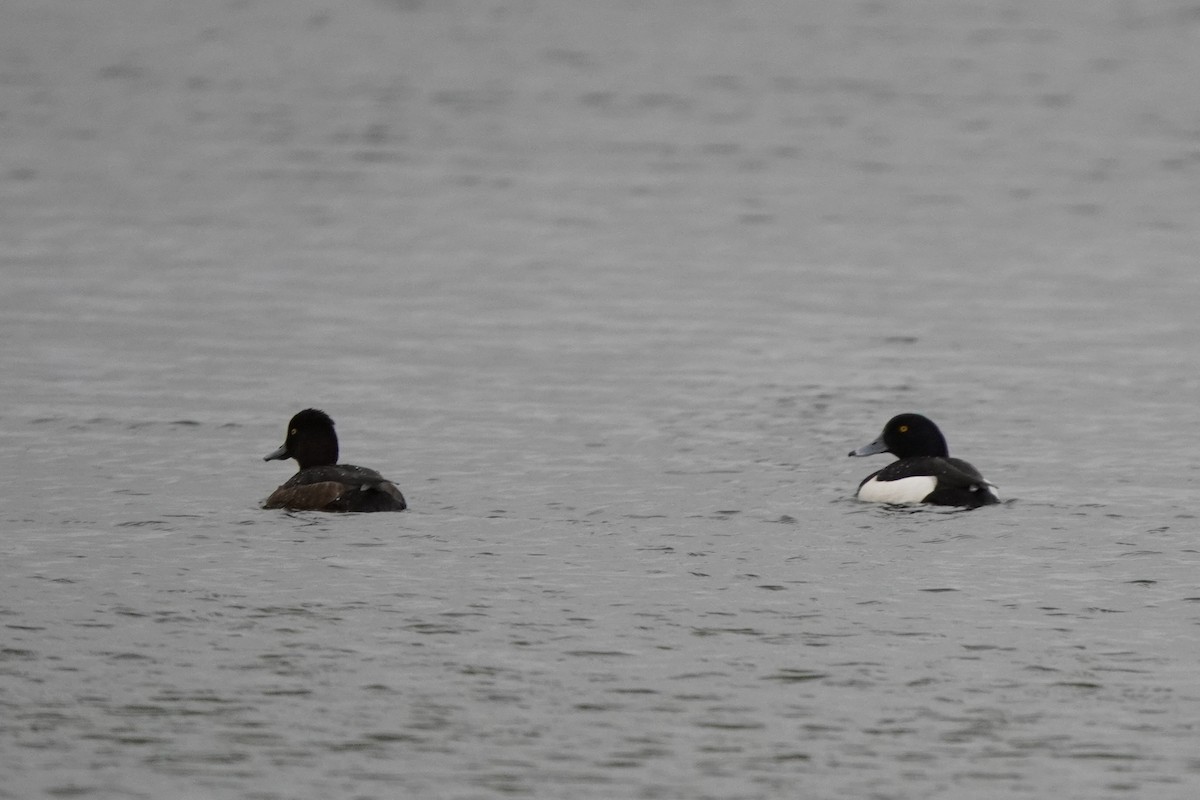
[{"left": 4, "top": 1, "right": 1200, "bottom": 798}]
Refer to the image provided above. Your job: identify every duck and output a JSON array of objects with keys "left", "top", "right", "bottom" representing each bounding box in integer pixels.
[
  {"left": 263, "top": 409, "right": 407, "bottom": 512},
  {"left": 848, "top": 413, "right": 998, "bottom": 507}
]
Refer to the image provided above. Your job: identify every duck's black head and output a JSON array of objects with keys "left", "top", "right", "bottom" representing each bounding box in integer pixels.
[
  {"left": 848, "top": 413, "right": 949, "bottom": 460},
  {"left": 264, "top": 408, "right": 339, "bottom": 469}
]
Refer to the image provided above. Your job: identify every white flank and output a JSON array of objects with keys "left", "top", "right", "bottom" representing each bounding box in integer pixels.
[{"left": 857, "top": 475, "right": 938, "bottom": 505}]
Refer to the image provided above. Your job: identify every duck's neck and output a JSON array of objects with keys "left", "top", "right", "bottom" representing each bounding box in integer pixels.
[{"left": 294, "top": 437, "right": 338, "bottom": 470}]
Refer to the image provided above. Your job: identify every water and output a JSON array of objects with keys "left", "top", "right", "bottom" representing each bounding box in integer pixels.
[{"left": 3, "top": 1, "right": 1200, "bottom": 797}]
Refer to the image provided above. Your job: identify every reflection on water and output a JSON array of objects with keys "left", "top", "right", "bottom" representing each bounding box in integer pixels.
[{"left": 3, "top": 1, "right": 1200, "bottom": 798}]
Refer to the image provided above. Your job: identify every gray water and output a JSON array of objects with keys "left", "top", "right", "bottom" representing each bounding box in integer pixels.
[{"left": 4, "top": 1, "right": 1200, "bottom": 798}]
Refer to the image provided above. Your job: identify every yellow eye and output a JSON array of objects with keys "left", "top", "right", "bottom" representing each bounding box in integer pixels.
[{"left": 898, "top": 425, "right": 909, "bottom": 433}]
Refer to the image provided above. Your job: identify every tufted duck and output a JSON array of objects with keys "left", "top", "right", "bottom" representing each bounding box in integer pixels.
[
  {"left": 848, "top": 413, "right": 998, "bottom": 507},
  {"left": 263, "top": 409, "right": 407, "bottom": 512}
]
